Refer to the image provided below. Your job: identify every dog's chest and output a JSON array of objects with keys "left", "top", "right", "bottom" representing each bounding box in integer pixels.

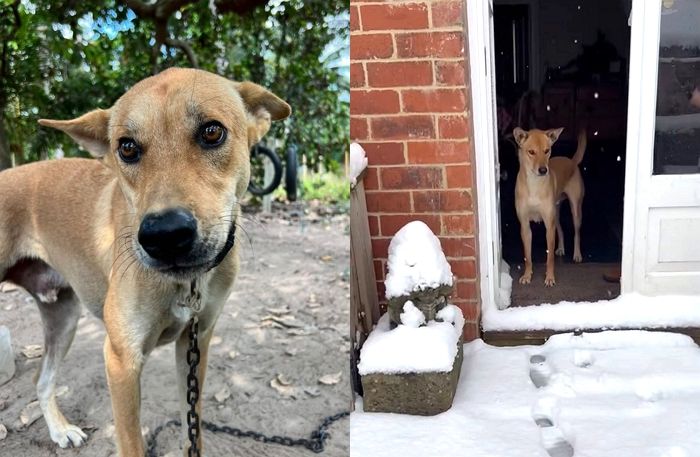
[{"left": 156, "top": 302, "right": 194, "bottom": 345}]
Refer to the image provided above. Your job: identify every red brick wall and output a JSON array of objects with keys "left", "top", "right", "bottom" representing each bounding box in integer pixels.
[{"left": 350, "top": 0, "right": 480, "bottom": 340}]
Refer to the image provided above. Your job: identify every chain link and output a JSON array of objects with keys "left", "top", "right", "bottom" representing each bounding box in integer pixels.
[{"left": 145, "top": 315, "right": 349, "bottom": 456}]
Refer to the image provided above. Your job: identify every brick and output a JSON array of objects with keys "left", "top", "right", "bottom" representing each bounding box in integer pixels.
[
  {"left": 365, "top": 191, "right": 412, "bottom": 213},
  {"left": 462, "top": 321, "right": 481, "bottom": 342},
  {"left": 380, "top": 166, "right": 443, "bottom": 190},
  {"left": 367, "top": 61, "right": 433, "bottom": 88},
  {"left": 438, "top": 115, "right": 469, "bottom": 139},
  {"left": 360, "top": 142, "right": 405, "bottom": 165},
  {"left": 368, "top": 215, "right": 380, "bottom": 236},
  {"left": 445, "top": 164, "right": 473, "bottom": 188},
  {"left": 380, "top": 214, "right": 441, "bottom": 237},
  {"left": 351, "top": 90, "right": 400, "bottom": 115},
  {"left": 371, "top": 116, "right": 434, "bottom": 140},
  {"left": 402, "top": 89, "right": 467, "bottom": 113},
  {"left": 350, "top": 63, "right": 365, "bottom": 88},
  {"left": 377, "top": 281, "right": 387, "bottom": 302},
  {"left": 436, "top": 60, "right": 466, "bottom": 86},
  {"left": 454, "top": 300, "right": 480, "bottom": 322},
  {"left": 371, "top": 237, "right": 391, "bottom": 259},
  {"left": 455, "top": 280, "right": 478, "bottom": 302},
  {"left": 442, "top": 214, "right": 475, "bottom": 236},
  {"left": 364, "top": 166, "right": 380, "bottom": 190},
  {"left": 396, "top": 32, "right": 463, "bottom": 58},
  {"left": 440, "top": 237, "right": 476, "bottom": 257},
  {"left": 407, "top": 141, "right": 469, "bottom": 164},
  {"left": 413, "top": 190, "right": 472, "bottom": 212},
  {"left": 432, "top": 1, "right": 463, "bottom": 27},
  {"left": 374, "top": 260, "right": 385, "bottom": 280},
  {"left": 351, "top": 6, "right": 360, "bottom": 31},
  {"left": 361, "top": 3, "right": 429, "bottom": 31},
  {"left": 351, "top": 33, "right": 394, "bottom": 60},
  {"left": 449, "top": 259, "right": 477, "bottom": 279},
  {"left": 350, "top": 117, "right": 368, "bottom": 140}
]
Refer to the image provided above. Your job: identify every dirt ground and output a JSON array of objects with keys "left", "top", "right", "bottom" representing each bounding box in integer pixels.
[{"left": 0, "top": 204, "right": 351, "bottom": 456}]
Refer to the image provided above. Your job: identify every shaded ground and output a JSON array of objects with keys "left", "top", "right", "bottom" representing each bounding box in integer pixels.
[
  {"left": 510, "top": 262, "right": 620, "bottom": 306},
  {"left": 0, "top": 204, "right": 350, "bottom": 456}
]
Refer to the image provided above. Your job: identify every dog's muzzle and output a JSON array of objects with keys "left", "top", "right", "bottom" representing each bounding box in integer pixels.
[{"left": 138, "top": 208, "right": 198, "bottom": 262}]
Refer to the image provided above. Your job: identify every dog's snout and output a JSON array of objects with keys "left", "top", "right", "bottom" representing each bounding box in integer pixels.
[
  {"left": 538, "top": 166, "right": 548, "bottom": 176},
  {"left": 138, "top": 208, "right": 197, "bottom": 262}
]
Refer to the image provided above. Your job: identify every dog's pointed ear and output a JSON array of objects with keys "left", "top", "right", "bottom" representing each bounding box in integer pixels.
[
  {"left": 38, "top": 109, "right": 111, "bottom": 157},
  {"left": 234, "top": 82, "right": 291, "bottom": 146},
  {"left": 546, "top": 127, "right": 564, "bottom": 143},
  {"left": 513, "top": 127, "right": 528, "bottom": 146}
]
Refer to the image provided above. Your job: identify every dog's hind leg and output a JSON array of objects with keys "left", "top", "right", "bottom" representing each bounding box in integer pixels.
[
  {"left": 571, "top": 199, "right": 583, "bottom": 263},
  {"left": 35, "top": 288, "right": 88, "bottom": 448},
  {"left": 555, "top": 204, "right": 565, "bottom": 257}
]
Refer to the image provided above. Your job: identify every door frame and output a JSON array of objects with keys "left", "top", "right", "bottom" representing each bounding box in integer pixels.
[{"left": 468, "top": 0, "right": 647, "bottom": 312}]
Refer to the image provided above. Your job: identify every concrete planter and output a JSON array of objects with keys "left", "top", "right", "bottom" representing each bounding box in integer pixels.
[{"left": 361, "top": 337, "right": 463, "bottom": 416}]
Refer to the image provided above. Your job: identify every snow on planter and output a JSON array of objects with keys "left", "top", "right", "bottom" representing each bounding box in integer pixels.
[
  {"left": 349, "top": 143, "right": 368, "bottom": 188},
  {"left": 384, "top": 221, "right": 454, "bottom": 325},
  {"left": 358, "top": 306, "right": 465, "bottom": 415}
]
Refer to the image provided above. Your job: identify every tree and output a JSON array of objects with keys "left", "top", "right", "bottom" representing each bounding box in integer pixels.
[{"left": 0, "top": 0, "right": 348, "bottom": 171}]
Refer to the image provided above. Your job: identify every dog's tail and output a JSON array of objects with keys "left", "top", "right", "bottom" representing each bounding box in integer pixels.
[{"left": 573, "top": 128, "right": 587, "bottom": 165}]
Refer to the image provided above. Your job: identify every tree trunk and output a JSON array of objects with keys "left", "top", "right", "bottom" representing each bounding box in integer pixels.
[{"left": 0, "top": 114, "right": 13, "bottom": 170}]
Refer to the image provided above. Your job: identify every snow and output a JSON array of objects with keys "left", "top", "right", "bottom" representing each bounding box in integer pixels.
[
  {"left": 357, "top": 305, "right": 464, "bottom": 375},
  {"left": 384, "top": 221, "right": 453, "bottom": 299},
  {"left": 349, "top": 142, "right": 368, "bottom": 187},
  {"left": 399, "top": 301, "right": 426, "bottom": 328},
  {"left": 655, "top": 113, "right": 700, "bottom": 133},
  {"left": 352, "top": 330, "right": 700, "bottom": 457},
  {"left": 483, "top": 292, "right": 700, "bottom": 331},
  {"left": 497, "top": 259, "right": 513, "bottom": 310}
]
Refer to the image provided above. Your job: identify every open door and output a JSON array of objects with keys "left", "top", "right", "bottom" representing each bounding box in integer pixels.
[
  {"left": 468, "top": 0, "right": 506, "bottom": 309},
  {"left": 623, "top": 0, "right": 700, "bottom": 295}
]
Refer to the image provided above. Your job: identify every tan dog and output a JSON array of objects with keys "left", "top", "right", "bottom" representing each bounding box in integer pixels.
[
  {"left": 513, "top": 127, "right": 586, "bottom": 287},
  {"left": 0, "top": 67, "right": 290, "bottom": 456}
]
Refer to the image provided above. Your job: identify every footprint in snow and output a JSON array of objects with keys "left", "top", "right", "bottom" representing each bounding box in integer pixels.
[
  {"left": 529, "top": 354, "right": 552, "bottom": 388},
  {"left": 532, "top": 396, "right": 575, "bottom": 457}
]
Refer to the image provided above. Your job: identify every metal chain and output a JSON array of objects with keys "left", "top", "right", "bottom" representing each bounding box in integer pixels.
[
  {"left": 145, "top": 315, "right": 349, "bottom": 456},
  {"left": 186, "top": 316, "right": 201, "bottom": 457}
]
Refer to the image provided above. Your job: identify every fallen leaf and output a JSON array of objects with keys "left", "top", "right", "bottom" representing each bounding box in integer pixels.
[
  {"left": 304, "top": 387, "right": 321, "bottom": 398},
  {"left": 21, "top": 345, "right": 42, "bottom": 359},
  {"left": 260, "top": 315, "right": 303, "bottom": 329},
  {"left": 318, "top": 372, "right": 342, "bottom": 385},
  {"left": 266, "top": 306, "right": 291, "bottom": 315},
  {"left": 210, "top": 336, "right": 223, "bottom": 346},
  {"left": 0, "top": 424, "right": 6, "bottom": 440},
  {"left": 214, "top": 387, "right": 231, "bottom": 403},
  {"left": 228, "top": 351, "right": 238, "bottom": 360},
  {"left": 320, "top": 255, "right": 333, "bottom": 262},
  {"left": 0, "top": 283, "right": 20, "bottom": 293},
  {"left": 287, "top": 328, "right": 315, "bottom": 336},
  {"left": 270, "top": 374, "right": 296, "bottom": 398},
  {"left": 19, "top": 401, "right": 42, "bottom": 426},
  {"left": 285, "top": 348, "right": 298, "bottom": 357}
]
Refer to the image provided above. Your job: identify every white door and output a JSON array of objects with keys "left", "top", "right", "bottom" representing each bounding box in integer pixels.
[
  {"left": 623, "top": 0, "right": 700, "bottom": 295},
  {"left": 467, "top": 0, "right": 506, "bottom": 308}
]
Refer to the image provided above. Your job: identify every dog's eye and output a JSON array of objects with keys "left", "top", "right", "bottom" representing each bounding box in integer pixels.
[
  {"left": 545, "top": 149, "right": 551, "bottom": 155},
  {"left": 118, "top": 138, "right": 142, "bottom": 164},
  {"left": 528, "top": 150, "right": 535, "bottom": 156},
  {"left": 198, "top": 121, "right": 226, "bottom": 148}
]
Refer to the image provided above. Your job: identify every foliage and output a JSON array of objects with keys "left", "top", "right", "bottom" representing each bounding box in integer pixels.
[
  {"left": 0, "top": 0, "right": 348, "bottom": 170},
  {"left": 299, "top": 171, "right": 350, "bottom": 203}
]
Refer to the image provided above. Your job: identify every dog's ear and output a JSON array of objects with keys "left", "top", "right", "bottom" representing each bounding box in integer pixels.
[
  {"left": 234, "top": 82, "right": 291, "bottom": 146},
  {"left": 38, "top": 109, "right": 111, "bottom": 158},
  {"left": 513, "top": 127, "right": 528, "bottom": 146},
  {"left": 546, "top": 127, "right": 564, "bottom": 143}
]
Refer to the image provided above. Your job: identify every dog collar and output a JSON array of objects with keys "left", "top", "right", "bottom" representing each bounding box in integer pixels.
[{"left": 207, "top": 221, "right": 236, "bottom": 272}]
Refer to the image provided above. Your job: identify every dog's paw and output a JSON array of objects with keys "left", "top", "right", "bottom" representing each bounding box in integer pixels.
[
  {"left": 544, "top": 276, "right": 556, "bottom": 287},
  {"left": 573, "top": 252, "right": 582, "bottom": 263},
  {"left": 519, "top": 273, "right": 532, "bottom": 285},
  {"left": 555, "top": 247, "right": 565, "bottom": 256},
  {"left": 50, "top": 424, "right": 88, "bottom": 448}
]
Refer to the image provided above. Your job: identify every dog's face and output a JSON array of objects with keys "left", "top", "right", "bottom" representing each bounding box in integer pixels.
[
  {"left": 513, "top": 127, "right": 563, "bottom": 177},
  {"left": 39, "top": 68, "right": 290, "bottom": 278}
]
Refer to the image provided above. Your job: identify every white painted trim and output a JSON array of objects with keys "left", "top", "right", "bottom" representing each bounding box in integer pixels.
[
  {"left": 467, "top": 0, "right": 502, "bottom": 313},
  {"left": 621, "top": 0, "right": 661, "bottom": 294}
]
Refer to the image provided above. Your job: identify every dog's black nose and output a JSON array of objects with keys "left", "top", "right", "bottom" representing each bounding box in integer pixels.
[
  {"left": 138, "top": 208, "right": 197, "bottom": 262},
  {"left": 538, "top": 166, "right": 548, "bottom": 175}
]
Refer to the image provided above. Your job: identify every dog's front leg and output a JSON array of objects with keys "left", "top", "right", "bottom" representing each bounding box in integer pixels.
[
  {"left": 518, "top": 218, "right": 533, "bottom": 284},
  {"left": 104, "top": 335, "right": 145, "bottom": 457},
  {"left": 176, "top": 323, "right": 214, "bottom": 456},
  {"left": 544, "top": 214, "right": 557, "bottom": 287}
]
